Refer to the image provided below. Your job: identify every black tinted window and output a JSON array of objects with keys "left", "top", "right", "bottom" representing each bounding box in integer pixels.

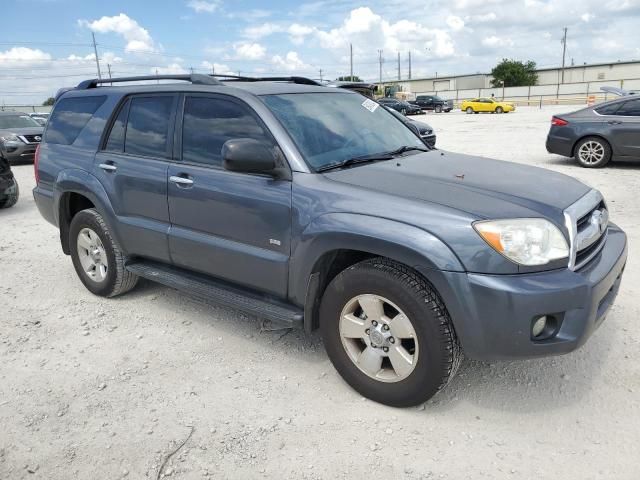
[
  {"left": 125, "top": 96, "right": 173, "bottom": 157},
  {"left": 595, "top": 102, "right": 622, "bottom": 115},
  {"left": 616, "top": 99, "right": 640, "bottom": 117},
  {"left": 104, "top": 100, "right": 130, "bottom": 152},
  {"left": 182, "top": 96, "right": 271, "bottom": 167},
  {"left": 46, "top": 96, "right": 106, "bottom": 145}
]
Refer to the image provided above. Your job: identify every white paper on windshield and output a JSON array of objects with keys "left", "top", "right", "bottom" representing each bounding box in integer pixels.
[{"left": 361, "top": 98, "right": 379, "bottom": 112}]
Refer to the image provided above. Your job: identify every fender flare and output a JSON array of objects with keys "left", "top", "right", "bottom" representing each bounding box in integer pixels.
[
  {"left": 54, "top": 169, "right": 125, "bottom": 253},
  {"left": 289, "top": 212, "right": 464, "bottom": 306}
]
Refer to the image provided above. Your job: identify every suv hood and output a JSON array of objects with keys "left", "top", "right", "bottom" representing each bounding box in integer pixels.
[
  {"left": 0, "top": 126, "right": 44, "bottom": 136},
  {"left": 323, "top": 150, "right": 590, "bottom": 226}
]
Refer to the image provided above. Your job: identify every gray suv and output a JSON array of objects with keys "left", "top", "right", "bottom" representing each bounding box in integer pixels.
[
  {"left": 33, "top": 74, "right": 627, "bottom": 407},
  {"left": 0, "top": 111, "right": 44, "bottom": 163}
]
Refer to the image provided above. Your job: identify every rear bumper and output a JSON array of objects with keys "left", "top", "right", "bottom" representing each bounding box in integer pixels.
[
  {"left": 546, "top": 132, "right": 574, "bottom": 157},
  {"left": 420, "top": 225, "right": 627, "bottom": 361},
  {"left": 32, "top": 184, "right": 57, "bottom": 226}
]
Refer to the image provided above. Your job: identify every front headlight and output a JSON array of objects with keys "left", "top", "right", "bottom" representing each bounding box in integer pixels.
[
  {"left": 474, "top": 218, "right": 569, "bottom": 266},
  {"left": 0, "top": 134, "right": 21, "bottom": 144}
]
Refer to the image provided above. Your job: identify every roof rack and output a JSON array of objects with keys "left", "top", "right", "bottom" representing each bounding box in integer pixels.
[
  {"left": 210, "top": 74, "right": 321, "bottom": 86},
  {"left": 76, "top": 74, "right": 222, "bottom": 90}
]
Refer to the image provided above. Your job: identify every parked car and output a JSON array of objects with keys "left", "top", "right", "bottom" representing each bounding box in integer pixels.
[
  {"left": 461, "top": 98, "right": 515, "bottom": 114},
  {"left": 410, "top": 95, "right": 453, "bottom": 113},
  {"left": 0, "top": 154, "right": 19, "bottom": 208},
  {"left": 0, "top": 112, "right": 44, "bottom": 163},
  {"left": 546, "top": 96, "right": 640, "bottom": 168},
  {"left": 34, "top": 74, "right": 627, "bottom": 407},
  {"left": 31, "top": 117, "right": 47, "bottom": 126},
  {"left": 377, "top": 97, "right": 422, "bottom": 115},
  {"left": 326, "top": 81, "right": 376, "bottom": 99},
  {"left": 383, "top": 105, "right": 436, "bottom": 148}
]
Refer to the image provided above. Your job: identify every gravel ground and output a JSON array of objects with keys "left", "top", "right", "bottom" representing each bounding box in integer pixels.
[{"left": 1, "top": 106, "right": 639, "bottom": 479}]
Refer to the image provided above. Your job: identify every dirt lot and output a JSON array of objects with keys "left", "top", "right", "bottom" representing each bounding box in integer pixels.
[{"left": 1, "top": 106, "right": 639, "bottom": 479}]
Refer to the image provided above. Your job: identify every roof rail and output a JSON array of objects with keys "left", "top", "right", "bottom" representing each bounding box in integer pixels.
[
  {"left": 211, "top": 74, "right": 322, "bottom": 86},
  {"left": 76, "top": 74, "right": 222, "bottom": 90}
]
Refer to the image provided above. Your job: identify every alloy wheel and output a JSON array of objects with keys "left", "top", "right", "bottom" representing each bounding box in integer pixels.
[
  {"left": 76, "top": 227, "right": 109, "bottom": 282},
  {"left": 578, "top": 140, "right": 605, "bottom": 165},
  {"left": 339, "top": 294, "right": 419, "bottom": 383}
]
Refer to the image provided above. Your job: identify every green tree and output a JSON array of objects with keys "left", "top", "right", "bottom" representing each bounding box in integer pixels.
[
  {"left": 490, "top": 59, "right": 538, "bottom": 87},
  {"left": 337, "top": 75, "right": 363, "bottom": 82},
  {"left": 42, "top": 97, "right": 55, "bottom": 106}
]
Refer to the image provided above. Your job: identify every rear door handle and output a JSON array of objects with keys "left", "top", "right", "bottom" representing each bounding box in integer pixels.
[
  {"left": 99, "top": 163, "right": 117, "bottom": 172},
  {"left": 169, "top": 175, "right": 194, "bottom": 186},
  {"left": 608, "top": 120, "right": 622, "bottom": 125}
]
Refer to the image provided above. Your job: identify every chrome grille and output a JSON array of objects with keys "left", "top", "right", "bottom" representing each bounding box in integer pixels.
[{"left": 564, "top": 190, "right": 608, "bottom": 270}]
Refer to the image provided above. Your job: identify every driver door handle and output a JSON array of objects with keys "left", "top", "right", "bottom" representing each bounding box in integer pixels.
[
  {"left": 608, "top": 120, "right": 622, "bottom": 125},
  {"left": 169, "top": 175, "right": 194, "bottom": 186},
  {"left": 99, "top": 163, "right": 117, "bottom": 172}
]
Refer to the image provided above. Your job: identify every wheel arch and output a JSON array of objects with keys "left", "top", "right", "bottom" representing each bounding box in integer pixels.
[
  {"left": 54, "top": 169, "right": 123, "bottom": 255},
  {"left": 291, "top": 213, "right": 465, "bottom": 333}
]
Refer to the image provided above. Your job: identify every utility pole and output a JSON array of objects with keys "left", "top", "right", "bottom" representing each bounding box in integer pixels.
[
  {"left": 561, "top": 27, "right": 568, "bottom": 84},
  {"left": 212, "top": 64, "right": 215, "bottom": 75},
  {"left": 378, "top": 49, "right": 383, "bottom": 94},
  {"left": 156, "top": 68, "right": 159, "bottom": 84},
  {"left": 349, "top": 43, "right": 353, "bottom": 81},
  {"left": 397, "top": 51, "right": 401, "bottom": 81},
  {"left": 190, "top": 66, "right": 194, "bottom": 74},
  {"left": 107, "top": 64, "right": 112, "bottom": 86},
  {"left": 408, "top": 51, "right": 412, "bottom": 80},
  {"left": 91, "top": 32, "right": 102, "bottom": 79},
  {"left": 319, "top": 68, "right": 323, "bottom": 82}
]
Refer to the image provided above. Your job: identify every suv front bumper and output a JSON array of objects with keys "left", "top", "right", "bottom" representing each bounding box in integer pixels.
[
  {"left": 421, "top": 224, "right": 627, "bottom": 361},
  {"left": 1, "top": 141, "right": 38, "bottom": 162}
]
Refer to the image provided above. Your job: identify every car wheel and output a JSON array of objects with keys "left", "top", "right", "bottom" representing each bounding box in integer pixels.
[
  {"left": 575, "top": 137, "right": 612, "bottom": 168},
  {"left": 320, "top": 258, "right": 462, "bottom": 407},
  {"left": 465, "top": 107, "right": 474, "bottom": 114},
  {"left": 0, "top": 180, "right": 19, "bottom": 209},
  {"left": 435, "top": 105, "right": 442, "bottom": 113},
  {"left": 401, "top": 108, "right": 407, "bottom": 115},
  {"left": 69, "top": 208, "right": 138, "bottom": 297},
  {"left": 495, "top": 106, "right": 504, "bottom": 114}
]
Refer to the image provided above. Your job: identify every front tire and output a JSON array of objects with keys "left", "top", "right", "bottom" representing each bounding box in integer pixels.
[
  {"left": 320, "top": 258, "right": 461, "bottom": 407},
  {"left": 435, "top": 105, "right": 442, "bottom": 113},
  {"left": 69, "top": 208, "right": 138, "bottom": 297},
  {"left": 575, "top": 136, "right": 612, "bottom": 168},
  {"left": 0, "top": 180, "right": 18, "bottom": 209},
  {"left": 495, "top": 106, "right": 504, "bottom": 114},
  {"left": 465, "top": 107, "right": 474, "bottom": 114}
]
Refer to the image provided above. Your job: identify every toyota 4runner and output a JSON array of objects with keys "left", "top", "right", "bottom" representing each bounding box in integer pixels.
[{"left": 33, "top": 74, "right": 627, "bottom": 407}]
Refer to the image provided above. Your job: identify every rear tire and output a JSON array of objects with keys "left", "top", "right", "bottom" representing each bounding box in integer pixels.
[
  {"left": 435, "top": 105, "right": 442, "bottom": 113},
  {"left": 320, "top": 258, "right": 461, "bottom": 407},
  {"left": 69, "top": 208, "right": 138, "bottom": 297},
  {"left": 401, "top": 108, "right": 407, "bottom": 115},
  {"left": 495, "top": 106, "right": 504, "bottom": 114},
  {"left": 574, "top": 136, "right": 612, "bottom": 168},
  {"left": 0, "top": 180, "right": 18, "bottom": 209}
]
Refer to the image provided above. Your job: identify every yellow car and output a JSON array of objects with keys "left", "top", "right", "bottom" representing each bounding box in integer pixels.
[{"left": 461, "top": 98, "right": 515, "bottom": 114}]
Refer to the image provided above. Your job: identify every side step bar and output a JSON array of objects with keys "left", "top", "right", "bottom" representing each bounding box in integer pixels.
[{"left": 126, "top": 261, "right": 303, "bottom": 328}]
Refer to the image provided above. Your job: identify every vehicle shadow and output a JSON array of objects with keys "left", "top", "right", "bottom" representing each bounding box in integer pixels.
[
  {"left": 545, "top": 156, "right": 640, "bottom": 169},
  {"left": 114, "top": 278, "right": 617, "bottom": 413}
]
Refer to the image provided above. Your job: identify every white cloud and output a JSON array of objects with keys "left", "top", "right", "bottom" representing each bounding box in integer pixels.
[
  {"left": 233, "top": 42, "right": 266, "bottom": 60},
  {"left": 481, "top": 35, "right": 513, "bottom": 48},
  {"left": 0, "top": 47, "right": 51, "bottom": 66},
  {"left": 244, "top": 23, "right": 283, "bottom": 39},
  {"left": 271, "top": 51, "right": 310, "bottom": 72},
  {"left": 581, "top": 12, "right": 595, "bottom": 22},
  {"left": 200, "top": 60, "right": 233, "bottom": 75},
  {"left": 187, "top": 0, "right": 220, "bottom": 13},
  {"left": 311, "top": 7, "right": 456, "bottom": 58},
  {"left": 466, "top": 12, "right": 497, "bottom": 23},
  {"left": 79, "top": 14, "right": 156, "bottom": 53},
  {"left": 446, "top": 15, "right": 465, "bottom": 31},
  {"left": 153, "top": 63, "right": 189, "bottom": 75},
  {"left": 288, "top": 23, "right": 315, "bottom": 44}
]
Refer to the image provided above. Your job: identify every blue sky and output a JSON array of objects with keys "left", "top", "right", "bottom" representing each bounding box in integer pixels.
[{"left": 1, "top": 0, "right": 639, "bottom": 104}]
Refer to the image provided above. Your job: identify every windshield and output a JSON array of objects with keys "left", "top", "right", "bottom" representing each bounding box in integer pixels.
[
  {"left": 262, "top": 93, "right": 424, "bottom": 171},
  {"left": 0, "top": 114, "right": 41, "bottom": 129}
]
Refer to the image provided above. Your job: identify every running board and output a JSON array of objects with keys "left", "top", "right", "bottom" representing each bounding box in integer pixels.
[{"left": 126, "top": 260, "right": 303, "bottom": 328}]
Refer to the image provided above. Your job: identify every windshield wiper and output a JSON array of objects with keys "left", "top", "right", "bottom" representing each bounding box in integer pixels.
[{"left": 317, "top": 145, "right": 429, "bottom": 172}]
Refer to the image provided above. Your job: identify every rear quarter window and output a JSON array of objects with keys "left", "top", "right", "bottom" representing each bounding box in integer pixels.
[
  {"left": 595, "top": 102, "right": 622, "bottom": 115},
  {"left": 45, "top": 96, "right": 106, "bottom": 145}
]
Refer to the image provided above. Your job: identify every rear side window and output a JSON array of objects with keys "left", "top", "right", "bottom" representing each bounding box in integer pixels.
[
  {"left": 124, "top": 96, "right": 174, "bottom": 157},
  {"left": 595, "top": 102, "right": 621, "bottom": 115},
  {"left": 46, "top": 96, "right": 106, "bottom": 145},
  {"left": 104, "top": 100, "right": 130, "bottom": 152},
  {"left": 616, "top": 99, "right": 640, "bottom": 117},
  {"left": 181, "top": 96, "right": 272, "bottom": 167}
]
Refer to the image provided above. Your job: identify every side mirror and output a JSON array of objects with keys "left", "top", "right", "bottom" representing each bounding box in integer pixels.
[{"left": 222, "top": 138, "right": 277, "bottom": 175}]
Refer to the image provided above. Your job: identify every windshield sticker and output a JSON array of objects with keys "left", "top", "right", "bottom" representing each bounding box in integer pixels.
[{"left": 361, "top": 98, "right": 379, "bottom": 112}]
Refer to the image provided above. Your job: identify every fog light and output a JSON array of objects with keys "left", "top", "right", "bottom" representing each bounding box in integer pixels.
[{"left": 532, "top": 316, "right": 547, "bottom": 338}]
